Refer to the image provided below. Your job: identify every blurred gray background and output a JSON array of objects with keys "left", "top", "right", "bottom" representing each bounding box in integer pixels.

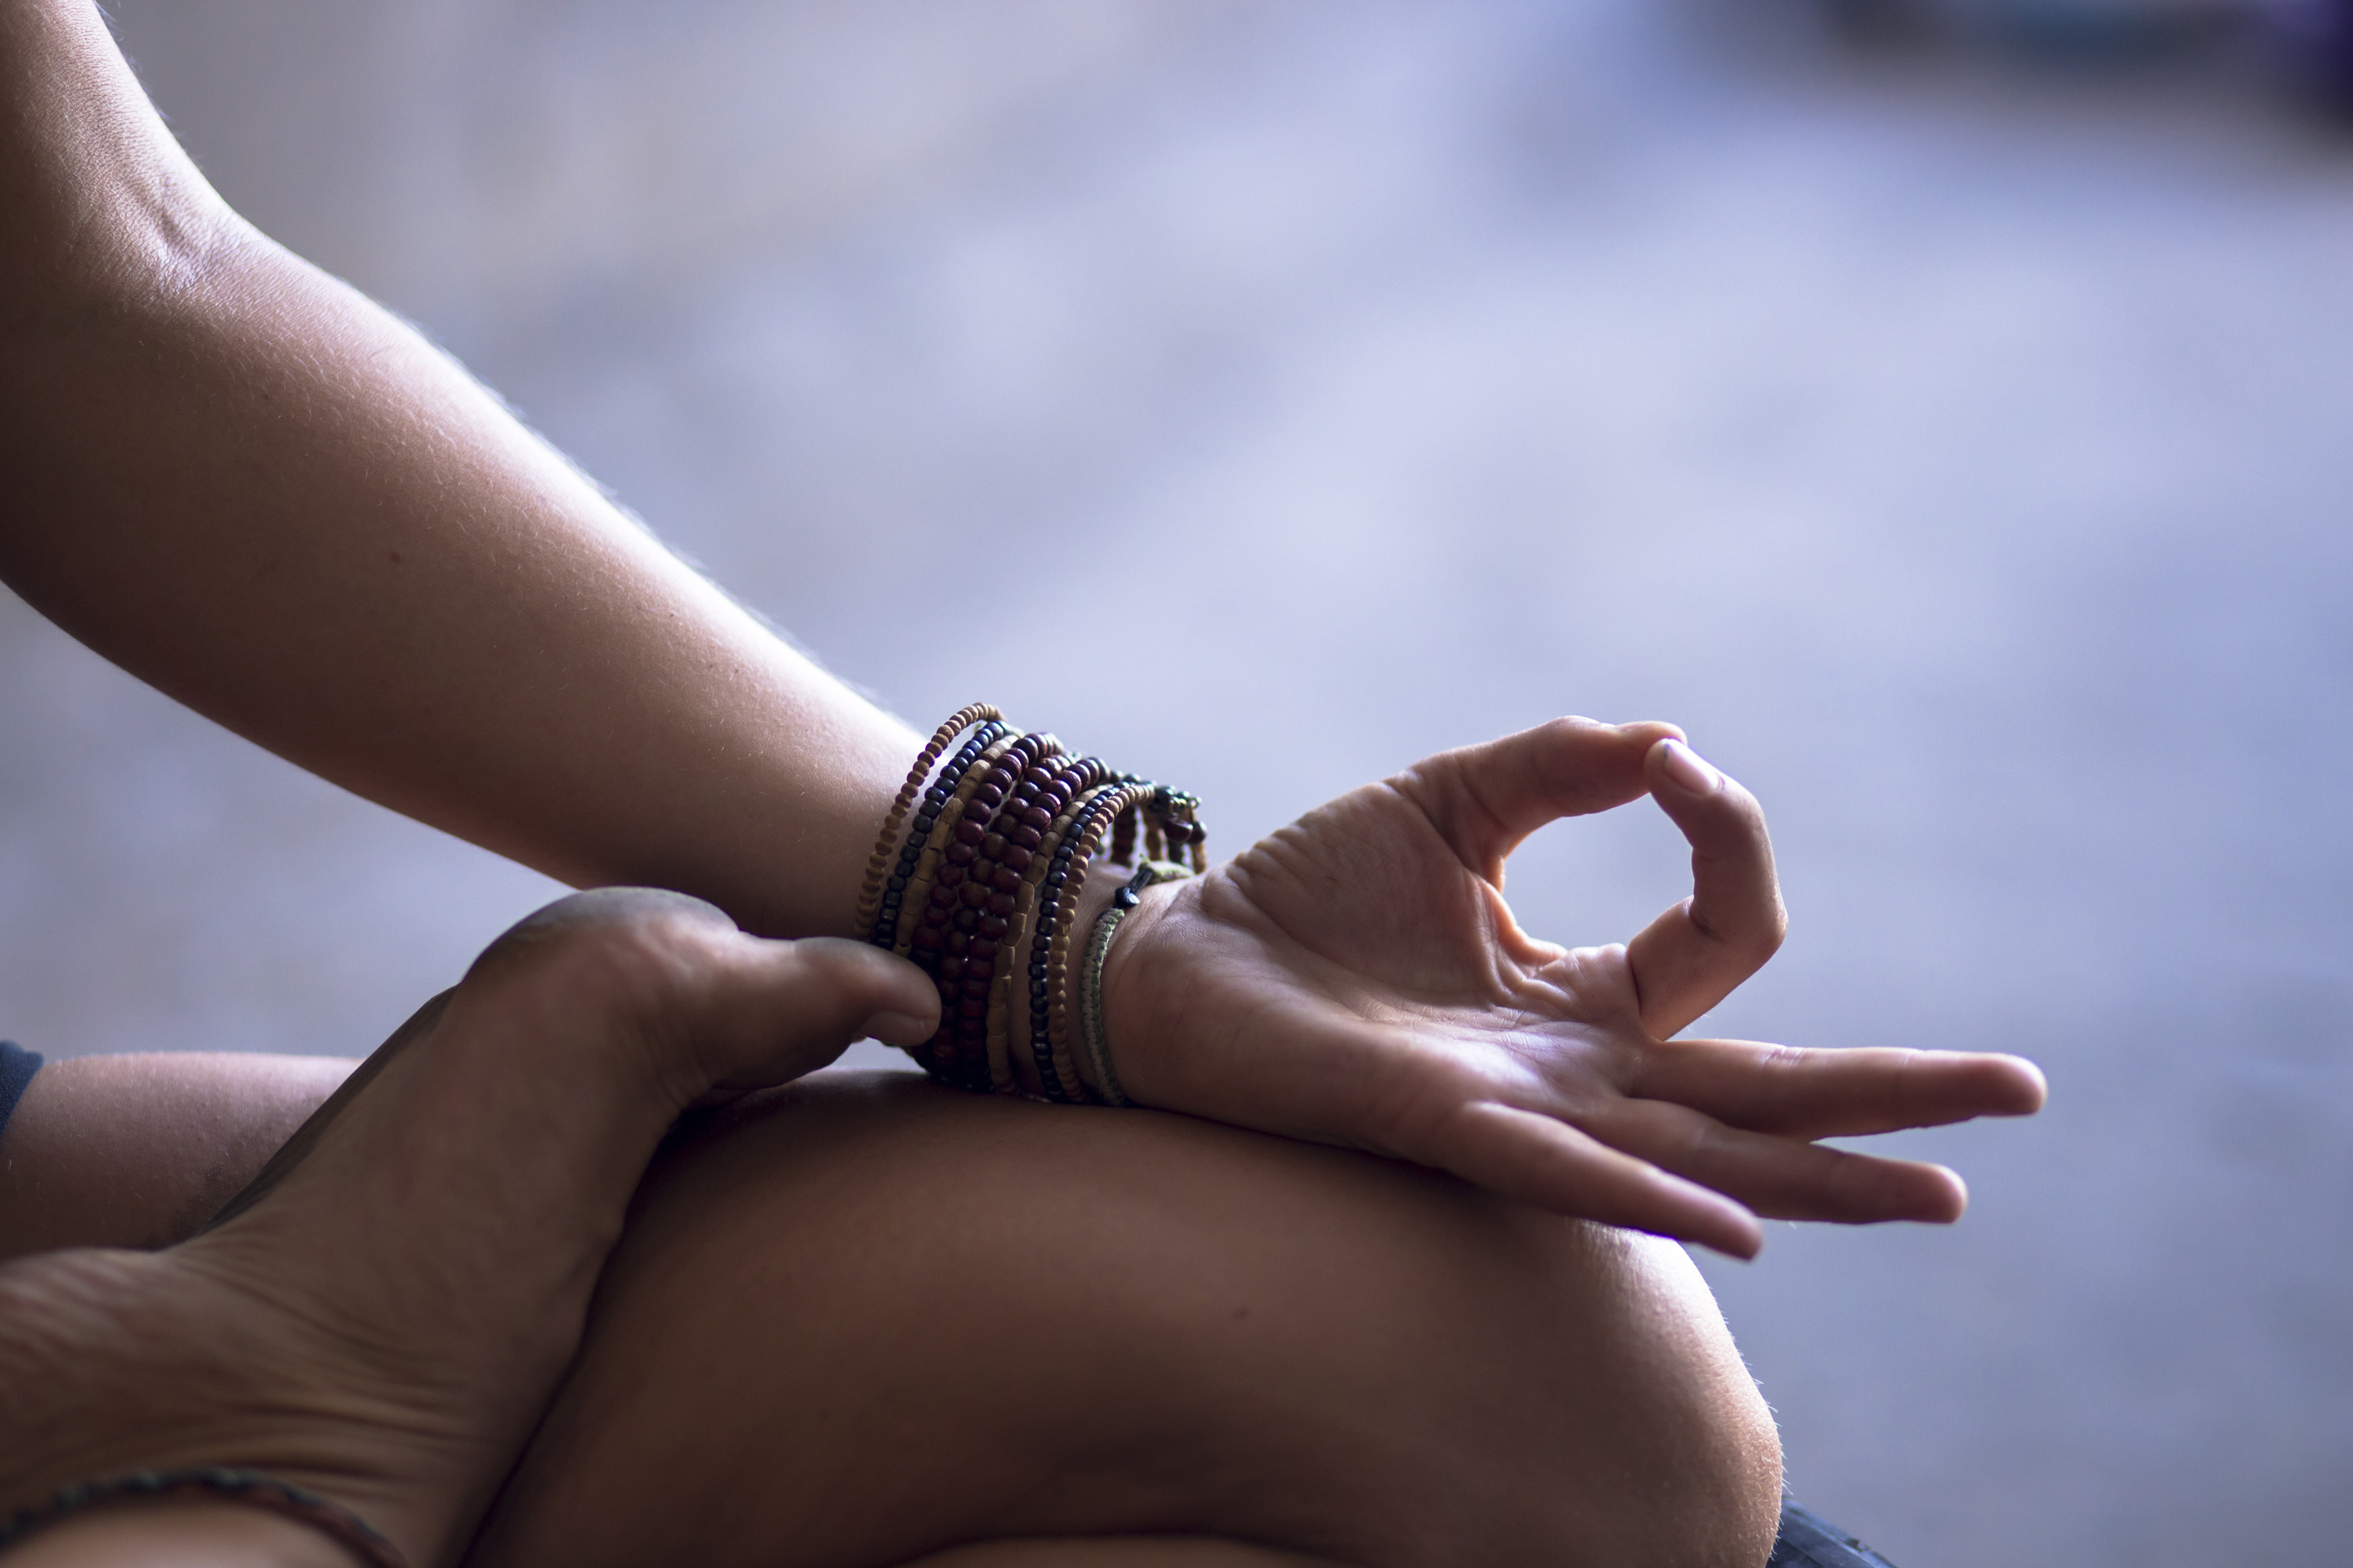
[{"left": 3, "top": 1, "right": 2348, "bottom": 1563}]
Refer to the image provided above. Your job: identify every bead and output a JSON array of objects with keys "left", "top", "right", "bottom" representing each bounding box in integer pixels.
[
  {"left": 992, "top": 866, "right": 1023, "bottom": 895},
  {"left": 959, "top": 999, "right": 987, "bottom": 1020},
  {"left": 955, "top": 821, "right": 986, "bottom": 847},
  {"left": 980, "top": 833, "right": 1006, "bottom": 858},
  {"left": 960, "top": 882, "right": 991, "bottom": 909},
  {"left": 1000, "top": 845, "right": 1033, "bottom": 874},
  {"left": 945, "top": 930, "right": 969, "bottom": 954},
  {"left": 1010, "top": 825, "right": 1043, "bottom": 852},
  {"left": 978, "top": 915, "right": 1008, "bottom": 939},
  {"left": 969, "top": 936, "right": 999, "bottom": 961},
  {"left": 945, "top": 842, "right": 977, "bottom": 866},
  {"left": 987, "top": 891, "right": 1015, "bottom": 916},
  {"left": 939, "top": 954, "right": 967, "bottom": 981},
  {"left": 1022, "top": 807, "right": 1052, "bottom": 831},
  {"left": 954, "top": 909, "right": 980, "bottom": 933}
]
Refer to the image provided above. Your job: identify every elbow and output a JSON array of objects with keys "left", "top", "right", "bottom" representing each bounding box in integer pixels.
[{"left": 0, "top": 3, "right": 247, "bottom": 328}]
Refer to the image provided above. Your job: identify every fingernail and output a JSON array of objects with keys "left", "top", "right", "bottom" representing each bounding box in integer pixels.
[
  {"left": 859, "top": 1009, "right": 933, "bottom": 1046},
  {"left": 1658, "top": 739, "right": 1722, "bottom": 797}
]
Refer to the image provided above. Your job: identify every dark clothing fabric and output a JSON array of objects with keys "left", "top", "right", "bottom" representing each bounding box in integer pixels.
[
  {"left": 0, "top": 1040, "right": 43, "bottom": 1145},
  {"left": 1771, "top": 1500, "right": 1901, "bottom": 1567}
]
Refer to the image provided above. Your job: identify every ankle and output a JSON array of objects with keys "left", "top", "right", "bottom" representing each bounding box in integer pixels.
[{"left": 1, "top": 1494, "right": 361, "bottom": 1568}]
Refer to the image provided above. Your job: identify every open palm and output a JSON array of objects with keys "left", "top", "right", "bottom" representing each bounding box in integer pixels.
[{"left": 1105, "top": 718, "right": 2045, "bottom": 1257}]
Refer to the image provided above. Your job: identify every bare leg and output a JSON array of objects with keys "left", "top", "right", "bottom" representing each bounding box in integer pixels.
[
  {"left": 0, "top": 1053, "right": 357, "bottom": 1260},
  {"left": 0, "top": 891, "right": 936, "bottom": 1567},
  {"left": 471, "top": 1074, "right": 1782, "bottom": 1568},
  {"left": 0, "top": 1004, "right": 1779, "bottom": 1567}
]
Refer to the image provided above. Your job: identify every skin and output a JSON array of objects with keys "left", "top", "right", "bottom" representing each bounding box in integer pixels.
[
  {"left": 0, "top": 892, "right": 943, "bottom": 1568},
  {"left": 0, "top": 0, "right": 2043, "bottom": 1261},
  {"left": 471, "top": 1069, "right": 1782, "bottom": 1568},
  {"left": 0, "top": 1, "right": 2049, "bottom": 1561}
]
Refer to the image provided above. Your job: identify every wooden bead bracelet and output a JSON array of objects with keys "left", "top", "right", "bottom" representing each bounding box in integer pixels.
[{"left": 856, "top": 703, "right": 1206, "bottom": 1102}]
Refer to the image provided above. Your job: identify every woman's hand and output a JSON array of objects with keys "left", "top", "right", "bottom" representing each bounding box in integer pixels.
[{"left": 1103, "top": 718, "right": 2046, "bottom": 1257}]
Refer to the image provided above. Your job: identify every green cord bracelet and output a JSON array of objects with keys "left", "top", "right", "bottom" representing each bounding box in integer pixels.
[{"left": 1079, "top": 860, "right": 1193, "bottom": 1107}]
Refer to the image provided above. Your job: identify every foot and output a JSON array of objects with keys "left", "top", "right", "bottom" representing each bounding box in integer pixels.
[{"left": 0, "top": 889, "right": 936, "bottom": 1567}]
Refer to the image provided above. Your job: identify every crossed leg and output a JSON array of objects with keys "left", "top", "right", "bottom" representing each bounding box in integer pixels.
[
  {"left": 470, "top": 1073, "right": 1780, "bottom": 1568},
  {"left": 0, "top": 899, "right": 1781, "bottom": 1568}
]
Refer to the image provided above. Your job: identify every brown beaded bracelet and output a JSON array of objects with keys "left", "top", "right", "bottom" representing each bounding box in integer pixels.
[
  {"left": 893, "top": 727, "right": 1018, "bottom": 961},
  {"left": 942, "top": 735, "right": 1056, "bottom": 1088},
  {"left": 871, "top": 718, "right": 1007, "bottom": 952},
  {"left": 912, "top": 733, "right": 1038, "bottom": 1085},
  {"left": 854, "top": 702, "right": 1000, "bottom": 940},
  {"left": 994, "top": 757, "right": 1100, "bottom": 1090},
  {"left": 971, "top": 740, "right": 1067, "bottom": 1089},
  {"left": 900, "top": 729, "right": 1021, "bottom": 1079}
]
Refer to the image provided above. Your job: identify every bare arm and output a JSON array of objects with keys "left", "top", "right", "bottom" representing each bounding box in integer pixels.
[
  {"left": 0, "top": 1, "right": 2044, "bottom": 1265},
  {"left": 0, "top": 0, "right": 916, "bottom": 942}
]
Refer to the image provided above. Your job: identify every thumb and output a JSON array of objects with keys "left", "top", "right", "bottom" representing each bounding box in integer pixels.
[{"left": 687, "top": 935, "right": 943, "bottom": 1096}]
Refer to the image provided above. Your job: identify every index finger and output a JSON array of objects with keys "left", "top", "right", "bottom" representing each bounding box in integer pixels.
[{"left": 1624, "top": 739, "right": 1786, "bottom": 1038}]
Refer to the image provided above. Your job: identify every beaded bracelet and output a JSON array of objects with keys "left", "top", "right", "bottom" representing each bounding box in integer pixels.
[
  {"left": 855, "top": 702, "right": 1001, "bottom": 940},
  {"left": 996, "top": 757, "right": 1101, "bottom": 1091},
  {"left": 896, "top": 729, "right": 1021, "bottom": 1080},
  {"left": 874, "top": 719, "right": 1007, "bottom": 952},
  {"left": 1080, "top": 860, "right": 1195, "bottom": 1108},
  {"left": 863, "top": 704, "right": 1205, "bottom": 1100},
  {"left": 1029, "top": 782, "right": 1152, "bottom": 1100},
  {"left": 975, "top": 741, "right": 1070, "bottom": 1090},
  {"left": 1008, "top": 762, "right": 1111, "bottom": 1095},
  {"left": 951, "top": 736, "right": 1054, "bottom": 1088},
  {"left": 898, "top": 727, "right": 1021, "bottom": 956},
  {"left": 1023, "top": 780, "right": 1128, "bottom": 1100},
  {"left": 0, "top": 1468, "right": 406, "bottom": 1567}
]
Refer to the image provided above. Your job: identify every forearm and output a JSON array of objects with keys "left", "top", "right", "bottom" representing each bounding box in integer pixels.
[{"left": 0, "top": 1, "right": 916, "bottom": 940}]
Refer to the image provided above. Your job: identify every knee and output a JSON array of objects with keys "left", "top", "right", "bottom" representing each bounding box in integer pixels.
[
  {"left": 1160, "top": 1182, "right": 1784, "bottom": 1568},
  {"left": 930, "top": 1110, "right": 1782, "bottom": 1567},
  {"left": 1507, "top": 1230, "right": 1782, "bottom": 1568}
]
